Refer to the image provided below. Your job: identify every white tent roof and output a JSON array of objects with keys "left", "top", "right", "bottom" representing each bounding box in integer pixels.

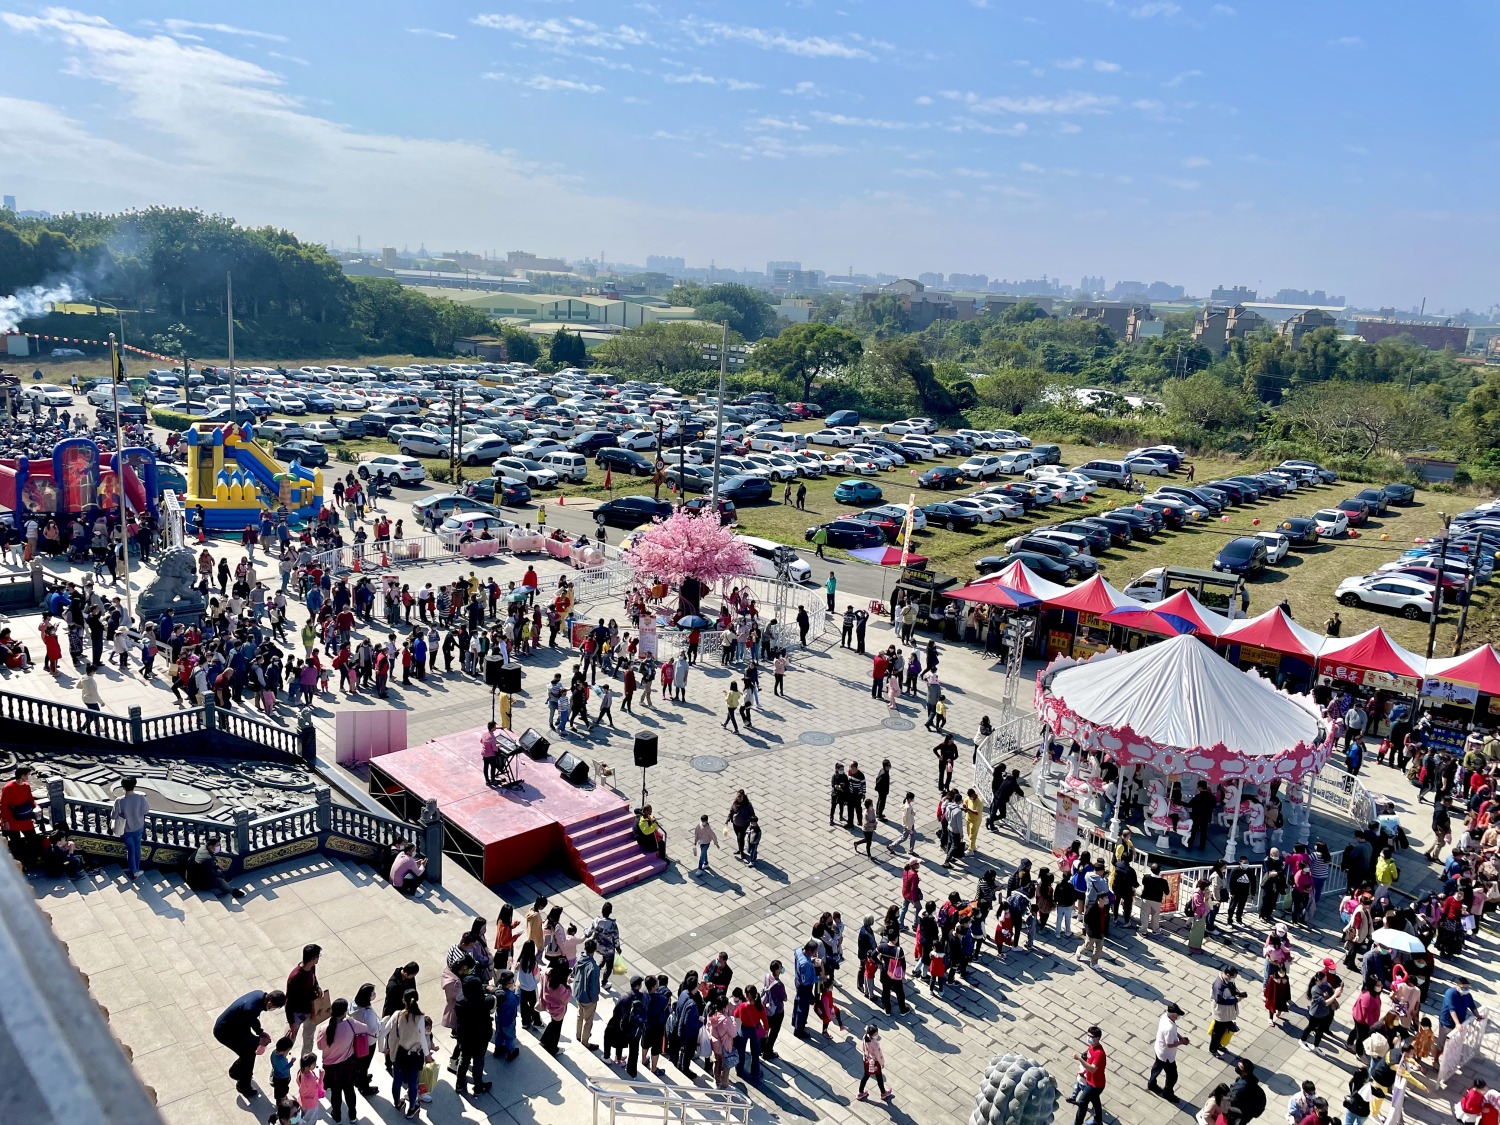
[{"left": 1047, "top": 634, "right": 1321, "bottom": 757}]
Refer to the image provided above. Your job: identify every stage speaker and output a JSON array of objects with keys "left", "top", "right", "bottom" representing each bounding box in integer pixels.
[
  {"left": 484, "top": 655, "right": 506, "bottom": 689},
  {"left": 555, "top": 752, "right": 590, "bottom": 785},
  {"left": 633, "top": 732, "right": 659, "bottom": 769},
  {"left": 497, "top": 663, "right": 522, "bottom": 694},
  {"left": 518, "top": 728, "right": 550, "bottom": 760}
]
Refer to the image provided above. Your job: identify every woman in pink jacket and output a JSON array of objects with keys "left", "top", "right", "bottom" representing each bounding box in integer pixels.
[
  {"left": 858, "top": 1024, "right": 894, "bottom": 1101},
  {"left": 704, "top": 997, "right": 736, "bottom": 1089},
  {"left": 539, "top": 960, "right": 572, "bottom": 1056}
]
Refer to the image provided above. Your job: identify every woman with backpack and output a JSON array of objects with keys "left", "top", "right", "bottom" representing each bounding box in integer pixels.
[{"left": 666, "top": 972, "right": 703, "bottom": 1076}]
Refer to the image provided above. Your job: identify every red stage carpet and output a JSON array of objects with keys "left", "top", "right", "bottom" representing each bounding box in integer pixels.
[{"left": 369, "top": 727, "right": 666, "bottom": 895}]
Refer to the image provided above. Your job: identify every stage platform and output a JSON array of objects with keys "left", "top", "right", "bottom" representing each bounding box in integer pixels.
[{"left": 368, "top": 727, "right": 666, "bottom": 896}]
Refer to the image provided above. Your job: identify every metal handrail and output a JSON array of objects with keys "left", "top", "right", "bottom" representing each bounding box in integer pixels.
[{"left": 588, "top": 1076, "right": 751, "bottom": 1125}]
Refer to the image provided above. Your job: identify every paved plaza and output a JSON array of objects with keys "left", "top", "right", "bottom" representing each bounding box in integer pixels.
[{"left": 18, "top": 518, "right": 1500, "bottom": 1125}]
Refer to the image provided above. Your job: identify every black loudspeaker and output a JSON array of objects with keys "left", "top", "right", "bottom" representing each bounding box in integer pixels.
[
  {"left": 484, "top": 655, "right": 506, "bottom": 689},
  {"left": 518, "top": 728, "right": 550, "bottom": 760},
  {"left": 556, "top": 752, "right": 590, "bottom": 785},
  {"left": 497, "top": 663, "right": 522, "bottom": 694},
  {"left": 633, "top": 733, "right": 659, "bottom": 769}
]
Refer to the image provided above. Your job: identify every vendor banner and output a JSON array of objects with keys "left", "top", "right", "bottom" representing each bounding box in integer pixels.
[
  {"left": 1317, "top": 660, "right": 1420, "bottom": 694},
  {"left": 1421, "top": 677, "right": 1479, "bottom": 706},
  {"left": 1052, "top": 792, "right": 1081, "bottom": 851},
  {"left": 570, "top": 621, "right": 592, "bottom": 649},
  {"left": 638, "top": 622, "right": 658, "bottom": 660},
  {"left": 1238, "top": 644, "right": 1282, "bottom": 672}
]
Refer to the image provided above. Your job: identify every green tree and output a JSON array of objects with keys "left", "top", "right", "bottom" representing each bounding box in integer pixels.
[
  {"left": 591, "top": 322, "right": 724, "bottom": 379},
  {"left": 667, "top": 282, "right": 778, "bottom": 340},
  {"left": 1277, "top": 381, "right": 1429, "bottom": 459},
  {"left": 751, "top": 321, "right": 863, "bottom": 400},
  {"left": 1162, "top": 370, "right": 1252, "bottom": 432},
  {"left": 971, "top": 367, "right": 1048, "bottom": 415},
  {"left": 867, "top": 338, "right": 958, "bottom": 417},
  {"left": 548, "top": 328, "right": 588, "bottom": 367}
]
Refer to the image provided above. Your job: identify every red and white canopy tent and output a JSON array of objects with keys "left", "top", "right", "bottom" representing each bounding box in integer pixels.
[
  {"left": 1317, "top": 627, "right": 1427, "bottom": 691},
  {"left": 976, "top": 559, "right": 1069, "bottom": 602},
  {"left": 1154, "top": 589, "right": 1236, "bottom": 638},
  {"left": 1426, "top": 646, "right": 1500, "bottom": 697},
  {"left": 1219, "top": 606, "right": 1327, "bottom": 662},
  {"left": 1044, "top": 574, "right": 1137, "bottom": 615}
]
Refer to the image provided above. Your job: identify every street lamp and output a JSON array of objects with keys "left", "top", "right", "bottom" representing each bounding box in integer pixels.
[{"left": 700, "top": 325, "right": 748, "bottom": 508}]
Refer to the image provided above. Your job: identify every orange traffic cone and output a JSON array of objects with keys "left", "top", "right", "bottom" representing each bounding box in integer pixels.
[
  {"left": 559, "top": 494, "right": 566, "bottom": 505},
  {"left": 352, "top": 554, "right": 361, "bottom": 572},
  {"left": 381, "top": 551, "right": 389, "bottom": 568}
]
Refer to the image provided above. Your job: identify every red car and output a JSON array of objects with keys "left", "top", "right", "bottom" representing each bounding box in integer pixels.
[
  {"left": 842, "top": 510, "right": 902, "bottom": 542},
  {"left": 1336, "top": 498, "right": 1371, "bottom": 526},
  {"left": 785, "top": 402, "right": 824, "bottom": 419},
  {"left": 1380, "top": 566, "right": 1470, "bottom": 601}
]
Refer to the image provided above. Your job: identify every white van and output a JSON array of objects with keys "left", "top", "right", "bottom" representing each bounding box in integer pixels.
[
  {"left": 748, "top": 432, "right": 805, "bottom": 454},
  {"left": 539, "top": 451, "right": 589, "bottom": 484},
  {"left": 736, "top": 535, "right": 813, "bottom": 583}
]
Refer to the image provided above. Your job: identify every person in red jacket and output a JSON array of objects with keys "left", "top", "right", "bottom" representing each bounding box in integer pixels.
[
  {"left": 1, "top": 765, "right": 40, "bottom": 868},
  {"left": 871, "top": 652, "right": 889, "bottom": 700}
]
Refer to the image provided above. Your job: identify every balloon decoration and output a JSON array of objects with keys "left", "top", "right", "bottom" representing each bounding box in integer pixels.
[
  {"left": 1252, "top": 518, "right": 1260, "bottom": 526},
  {"left": 1349, "top": 530, "right": 1360, "bottom": 539},
  {"left": 1380, "top": 533, "right": 1390, "bottom": 541},
  {"left": 17, "top": 333, "right": 178, "bottom": 362},
  {"left": 1220, "top": 515, "right": 1230, "bottom": 523},
  {"left": 1414, "top": 537, "right": 1425, "bottom": 545}
]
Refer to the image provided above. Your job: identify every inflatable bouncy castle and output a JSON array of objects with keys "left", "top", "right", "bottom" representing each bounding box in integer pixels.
[
  {"left": 182, "top": 422, "right": 323, "bottom": 531},
  {"left": 0, "top": 437, "right": 156, "bottom": 529}
]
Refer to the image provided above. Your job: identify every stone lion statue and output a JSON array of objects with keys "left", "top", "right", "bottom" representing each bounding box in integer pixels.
[
  {"left": 138, "top": 546, "right": 206, "bottom": 618},
  {"left": 971, "top": 1053, "right": 1058, "bottom": 1125}
]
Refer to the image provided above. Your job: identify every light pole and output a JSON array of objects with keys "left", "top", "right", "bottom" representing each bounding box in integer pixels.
[
  {"left": 1425, "top": 512, "right": 1450, "bottom": 661},
  {"left": 701, "top": 324, "right": 747, "bottom": 508}
]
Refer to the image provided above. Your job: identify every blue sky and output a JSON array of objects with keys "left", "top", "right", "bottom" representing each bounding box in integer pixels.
[{"left": 1, "top": 2, "right": 1496, "bottom": 310}]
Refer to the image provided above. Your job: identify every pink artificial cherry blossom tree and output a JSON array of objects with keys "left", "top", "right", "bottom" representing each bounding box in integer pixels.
[{"left": 625, "top": 507, "right": 754, "bottom": 615}]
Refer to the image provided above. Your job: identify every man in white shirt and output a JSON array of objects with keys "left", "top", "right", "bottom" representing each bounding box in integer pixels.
[{"left": 1147, "top": 1001, "right": 1189, "bottom": 1101}]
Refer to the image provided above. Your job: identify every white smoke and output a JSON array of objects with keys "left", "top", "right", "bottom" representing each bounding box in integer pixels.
[{"left": 0, "top": 280, "right": 81, "bottom": 334}]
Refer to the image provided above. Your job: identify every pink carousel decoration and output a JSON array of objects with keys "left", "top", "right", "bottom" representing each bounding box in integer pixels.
[{"left": 1035, "top": 633, "right": 1337, "bottom": 857}]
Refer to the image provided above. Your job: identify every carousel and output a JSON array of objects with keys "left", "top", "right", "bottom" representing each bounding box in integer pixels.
[{"left": 1033, "top": 633, "right": 1340, "bottom": 859}]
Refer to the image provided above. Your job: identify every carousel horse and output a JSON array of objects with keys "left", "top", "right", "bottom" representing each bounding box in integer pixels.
[
  {"left": 1242, "top": 800, "right": 1267, "bottom": 853},
  {"left": 1145, "top": 778, "right": 1188, "bottom": 844}
]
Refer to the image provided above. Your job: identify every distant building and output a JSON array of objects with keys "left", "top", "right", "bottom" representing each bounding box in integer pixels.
[
  {"left": 1078, "top": 275, "right": 1106, "bottom": 296},
  {"left": 1278, "top": 308, "right": 1339, "bottom": 349},
  {"left": 1, "top": 196, "right": 13, "bottom": 212},
  {"left": 1210, "top": 284, "right": 1257, "bottom": 304},
  {"left": 766, "top": 260, "right": 801, "bottom": 278},
  {"left": 983, "top": 294, "right": 1057, "bottom": 316},
  {"left": 1272, "top": 287, "right": 1345, "bottom": 306},
  {"left": 381, "top": 247, "right": 399, "bottom": 268},
  {"left": 1126, "top": 308, "right": 1164, "bottom": 343},
  {"left": 947, "top": 273, "right": 989, "bottom": 291},
  {"left": 506, "top": 250, "right": 569, "bottom": 274},
  {"left": 991, "top": 277, "right": 1066, "bottom": 297},
  {"left": 1146, "top": 281, "right": 1186, "bottom": 301},
  {"left": 917, "top": 272, "right": 945, "bottom": 289},
  {"left": 866, "top": 279, "right": 977, "bottom": 329},
  {"left": 1355, "top": 319, "right": 1469, "bottom": 352},
  {"left": 1070, "top": 301, "right": 1151, "bottom": 339},
  {"left": 1108, "top": 280, "right": 1149, "bottom": 301},
  {"left": 646, "top": 255, "right": 686, "bottom": 275},
  {"left": 775, "top": 299, "right": 815, "bottom": 324},
  {"left": 1193, "top": 304, "right": 1267, "bottom": 355},
  {"left": 772, "top": 268, "right": 822, "bottom": 291}
]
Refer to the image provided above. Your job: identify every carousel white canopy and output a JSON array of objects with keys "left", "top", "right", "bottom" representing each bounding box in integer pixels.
[{"left": 1044, "top": 633, "right": 1322, "bottom": 760}]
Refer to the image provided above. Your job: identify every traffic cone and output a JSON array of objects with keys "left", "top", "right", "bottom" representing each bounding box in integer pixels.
[
  {"left": 352, "top": 554, "right": 361, "bottom": 572},
  {"left": 559, "top": 495, "right": 566, "bottom": 505},
  {"left": 381, "top": 551, "right": 389, "bottom": 568}
]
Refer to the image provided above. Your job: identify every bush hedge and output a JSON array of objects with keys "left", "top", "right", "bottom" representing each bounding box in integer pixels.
[{"left": 150, "top": 408, "right": 196, "bottom": 432}]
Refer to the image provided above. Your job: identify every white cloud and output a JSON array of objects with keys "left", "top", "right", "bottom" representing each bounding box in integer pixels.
[
  {"left": 407, "top": 28, "right": 457, "bottom": 40},
  {"left": 782, "top": 81, "right": 824, "bottom": 98},
  {"left": 752, "top": 116, "right": 809, "bottom": 132},
  {"left": 889, "top": 167, "right": 939, "bottom": 179},
  {"left": 1130, "top": 1, "right": 1180, "bottom": 16},
  {"left": 945, "top": 118, "right": 1029, "bottom": 136},
  {"left": 1164, "top": 68, "right": 1202, "bottom": 87},
  {"left": 1132, "top": 98, "right": 1165, "bottom": 112},
  {"left": 1211, "top": 4, "right": 1237, "bottom": 14},
  {"left": 484, "top": 72, "right": 605, "bottom": 94},
  {"left": 682, "top": 19, "right": 877, "bottom": 60},
  {"left": 1160, "top": 176, "right": 1200, "bottom": 190},
  {"left": 662, "top": 71, "right": 760, "bottom": 90},
  {"left": 472, "top": 13, "right": 648, "bottom": 50},
  {"left": 1054, "top": 57, "right": 1086, "bottom": 70},
  {"left": 1329, "top": 35, "right": 1365, "bottom": 48},
  {"left": 269, "top": 52, "right": 308, "bottom": 66},
  {"left": 1057, "top": 57, "right": 1120, "bottom": 73},
  {"left": 1056, "top": 121, "right": 1083, "bottom": 134},
  {"left": 945, "top": 90, "right": 1117, "bottom": 115},
  {"left": 1182, "top": 155, "right": 1210, "bottom": 168},
  {"left": 718, "top": 136, "right": 847, "bottom": 160},
  {"left": 1019, "top": 162, "right": 1044, "bottom": 173},
  {"left": 914, "top": 95, "right": 933, "bottom": 106},
  {"left": 160, "top": 18, "right": 286, "bottom": 42},
  {"left": 1093, "top": 60, "right": 1121, "bottom": 73},
  {"left": 951, "top": 167, "right": 991, "bottom": 178},
  {"left": 811, "top": 111, "right": 922, "bottom": 130}
]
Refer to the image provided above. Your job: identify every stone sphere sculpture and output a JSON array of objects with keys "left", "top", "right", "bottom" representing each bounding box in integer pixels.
[{"left": 970, "top": 1053, "right": 1059, "bottom": 1125}]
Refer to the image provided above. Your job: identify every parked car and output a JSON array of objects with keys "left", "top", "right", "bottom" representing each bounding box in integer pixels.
[
  {"left": 1336, "top": 498, "right": 1371, "bottom": 525},
  {"left": 1382, "top": 482, "right": 1416, "bottom": 506},
  {"left": 805, "top": 519, "right": 885, "bottom": 550},
  {"left": 1047, "top": 521, "right": 1112, "bottom": 555},
  {"left": 1278, "top": 516, "right": 1321, "bottom": 548},
  {"left": 808, "top": 428, "right": 859, "bottom": 448},
  {"left": 397, "top": 431, "right": 446, "bottom": 458},
  {"left": 594, "top": 494, "right": 673, "bottom": 529},
  {"left": 834, "top": 479, "right": 884, "bottom": 505},
  {"left": 959, "top": 455, "right": 1006, "bottom": 481},
  {"left": 866, "top": 503, "right": 927, "bottom": 532},
  {"left": 1125, "top": 457, "right": 1172, "bottom": 478},
  {"left": 414, "top": 493, "right": 500, "bottom": 522},
  {"left": 1373, "top": 564, "right": 1470, "bottom": 601},
  {"left": 682, "top": 497, "right": 738, "bottom": 525},
  {"left": 1281, "top": 459, "right": 1337, "bottom": 484},
  {"left": 1030, "top": 443, "right": 1062, "bottom": 466},
  {"left": 1314, "top": 509, "right": 1351, "bottom": 537},
  {"left": 568, "top": 430, "right": 620, "bottom": 454},
  {"left": 996, "top": 451, "right": 1036, "bottom": 474},
  {"left": 1001, "top": 534, "right": 1097, "bottom": 576},
  {"left": 918, "top": 466, "right": 966, "bottom": 490},
  {"left": 596, "top": 447, "right": 654, "bottom": 476},
  {"left": 664, "top": 464, "right": 714, "bottom": 492},
  {"left": 460, "top": 436, "right": 513, "bottom": 465},
  {"left": 273, "top": 439, "right": 328, "bottom": 467},
  {"left": 825, "top": 409, "right": 860, "bottom": 428},
  {"left": 1206, "top": 480, "right": 1251, "bottom": 506},
  {"left": 1103, "top": 507, "right": 1159, "bottom": 537},
  {"left": 1355, "top": 489, "right": 1390, "bottom": 517},
  {"left": 975, "top": 552, "right": 1073, "bottom": 584},
  {"left": 1213, "top": 535, "right": 1269, "bottom": 576},
  {"left": 1334, "top": 575, "right": 1436, "bottom": 620},
  {"left": 719, "top": 475, "right": 774, "bottom": 505},
  {"left": 492, "top": 457, "right": 559, "bottom": 488},
  {"left": 1256, "top": 530, "right": 1291, "bottom": 563},
  {"left": 920, "top": 502, "right": 982, "bottom": 531},
  {"left": 1075, "top": 459, "right": 1132, "bottom": 488},
  {"left": 737, "top": 535, "right": 812, "bottom": 582}
]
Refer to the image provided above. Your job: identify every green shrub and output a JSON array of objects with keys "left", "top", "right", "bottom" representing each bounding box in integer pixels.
[{"left": 150, "top": 408, "right": 196, "bottom": 431}]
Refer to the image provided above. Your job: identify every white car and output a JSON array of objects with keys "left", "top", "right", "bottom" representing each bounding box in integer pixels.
[
  {"left": 991, "top": 429, "right": 1031, "bottom": 449},
  {"left": 849, "top": 445, "right": 897, "bottom": 470},
  {"left": 1148, "top": 492, "right": 1208, "bottom": 520},
  {"left": 955, "top": 428, "right": 1002, "bottom": 451},
  {"left": 85, "top": 384, "right": 133, "bottom": 408},
  {"left": 494, "top": 457, "right": 559, "bottom": 487},
  {"left": 460, "top": 436, "right": 512, "bottom": 465},
  {"left": 743, "top": 453, "right": 798, "bottom": 482},
  {"left": 996, "top": 451, "right": 1035, "bottom": 474},
  {"left": 1334, "top": 575, "right": 1436, "bottom": 620},
  {"left": 25, "top": 385, "right": 73, "bottom": 407},
  {"left": 823, "top": 453, "right": 881, "bottom": 476},
  {"left": 904, "top": 416, "right": 939, "bottom": 435},
  {"left": 808, "top": 428, "right": 858, "bottom": 448},
  {"left": 960, "top": 455, "right": 1006, "bottom": 480},
  {"left": 1123, "top": 456, "right": 1171, "bottom": 477},
  {"left": 1256, "top": 530, "right": 1291, "bottom": 564},
  {"left": 737, "top": 535, "right": 814, "bottom": 583},
  {"left": 866, "top": 503, "right": 928, "bottom": 532},
  {"left": 1034, "top": 479, "right": 1088, "bottom": 504},
  {"left": 256, "top": 418, "right": 303, "bottom": 442},
  {"left": 1314, "top": 509, "right": 1350, "bottom": 537},
  {"left": 880, "top": 421, "right": 916, "bottom": 436},
  {"left": 361, "top": 453, "right": 426, "bottom": 484},
  {"left": 947, "top": 496, "right": 1010, "bottom": 524},
  {"left": 515, "top": 438, "right": 565, "bottom": 459},
  {"left": 717, "top": 455, "right": 771, "bottom": 480},
  {"left": 301, "top": 420, "right": 339, "bottom": 441}
]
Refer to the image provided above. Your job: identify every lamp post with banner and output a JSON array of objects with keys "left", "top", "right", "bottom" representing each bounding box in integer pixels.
[
  {"left": 700, "top": 326, "right": 748, "bottom": 507},
  {"left": 107, "top": 333, "right": 134, "bottom": 622}
]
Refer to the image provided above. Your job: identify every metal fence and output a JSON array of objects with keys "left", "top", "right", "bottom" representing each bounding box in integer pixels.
[
  {"left": 44, "top": 778, "right": 444, "bottom": 884},
  {"left": 588, "top": 1077, "right": 751, "bottom": 1125}
]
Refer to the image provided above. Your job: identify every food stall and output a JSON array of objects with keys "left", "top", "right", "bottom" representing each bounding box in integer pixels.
[
  {"left": 1217, "top": 607, "right": 1327, "bottom": 693},
  {"left": 1040, "top": 575, "right": 1138, "bottom": 660}
]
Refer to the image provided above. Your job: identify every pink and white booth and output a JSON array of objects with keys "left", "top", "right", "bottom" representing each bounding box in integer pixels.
[{"left": 1035, "top": 633, "right": 1337, "bottom": 856}]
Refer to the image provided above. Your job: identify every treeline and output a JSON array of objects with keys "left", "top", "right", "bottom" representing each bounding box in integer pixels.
[{"left": 0, "top": 208, "right": 528, "bottom": 358}]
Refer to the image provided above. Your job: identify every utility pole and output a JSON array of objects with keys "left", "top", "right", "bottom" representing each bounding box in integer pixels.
[
  {"left": 701, "top": 324, "right": 747, "bottom": 508},
  {"left": 1453, "top": 564, "right": 1477, "bottom": 654},
  {"left": 449, "top": 382, "right": 462, "bottom": 488},
  {"left": 107, "top": 333, "right": 133, "bottom": 624},
  {"left": 1425, "top": 512, "right": 1450, "bottom": 661}
]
